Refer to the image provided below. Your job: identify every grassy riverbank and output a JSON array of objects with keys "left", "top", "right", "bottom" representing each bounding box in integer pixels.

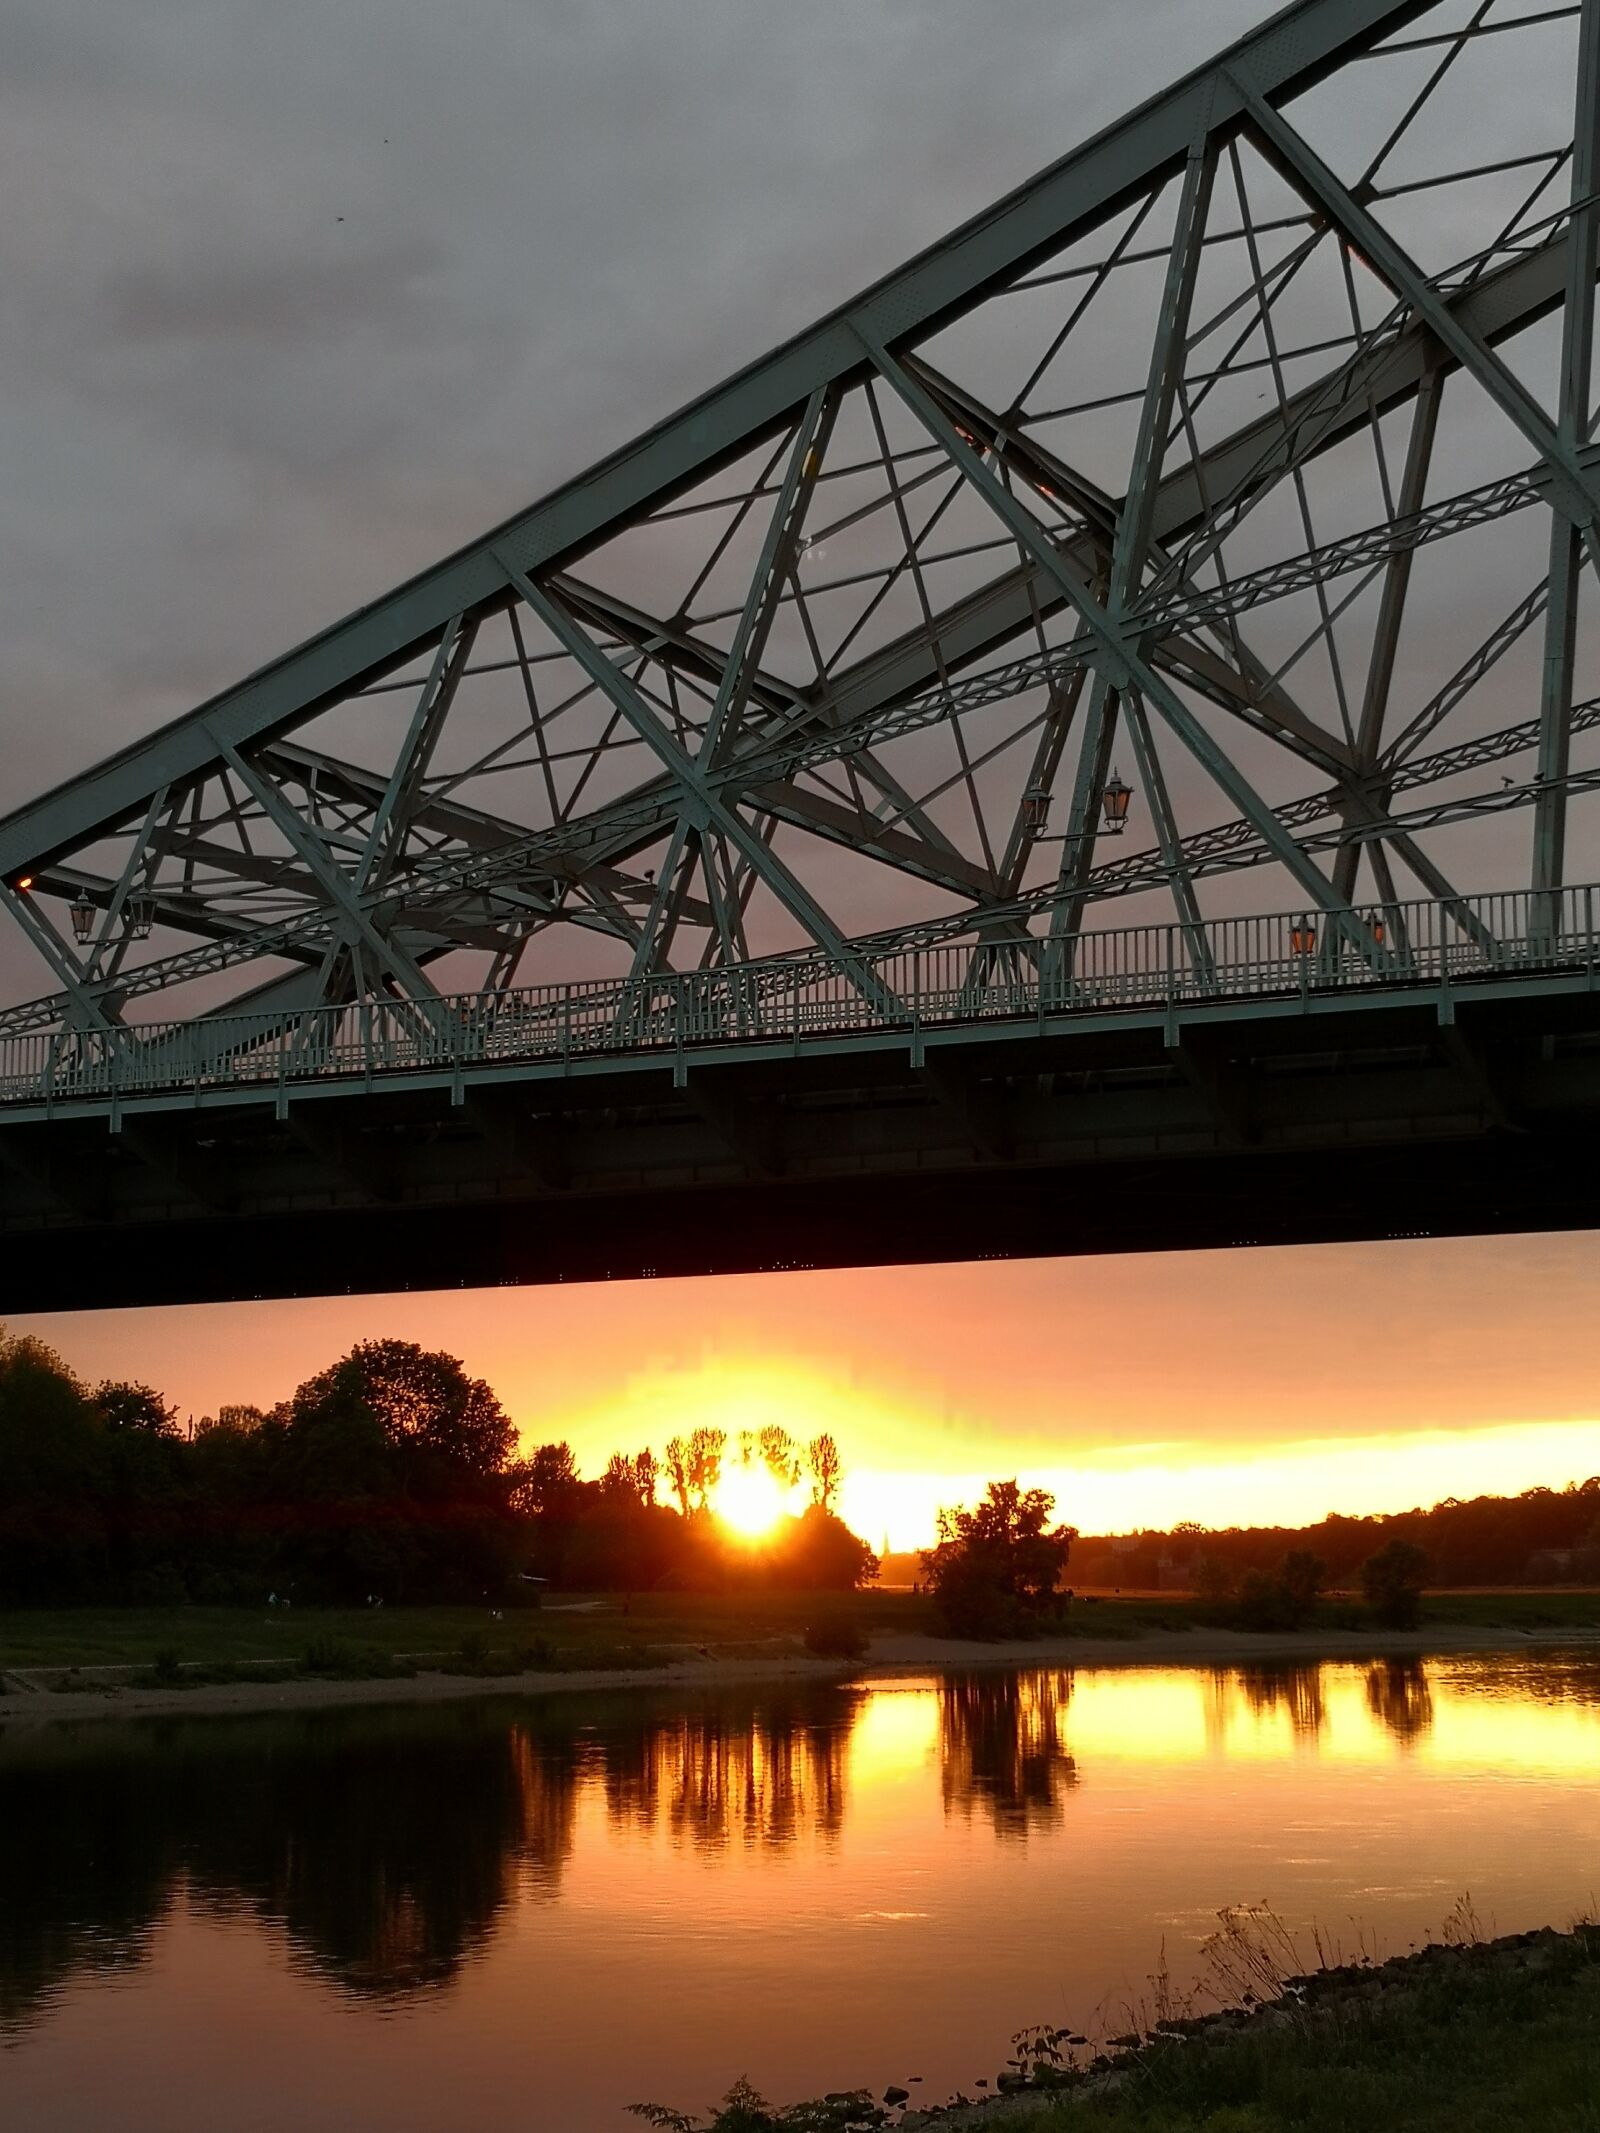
[
  {"left": 0, "top": 1589, "right": 920, "bottom": 1677},
  {"left": 990, "top": 1926, "right": 1600, "bottom": 2133},
  {"left": 4, "top": 1587, "right": 1600, "bottom": 1679},
  {"left": 645, "top": 1922, "right": 1600, "bottom": 2132}
]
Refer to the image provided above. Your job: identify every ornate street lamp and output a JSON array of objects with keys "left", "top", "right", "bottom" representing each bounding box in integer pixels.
[
  {"left": 124, "top": 892, "right": 155, "bottom": 941},
  {"left": 1024, "top": 772, "right": 1137, "bottom": 842},
  {"left": 70, "top": 888, "right": 96, "bottom": 945}
]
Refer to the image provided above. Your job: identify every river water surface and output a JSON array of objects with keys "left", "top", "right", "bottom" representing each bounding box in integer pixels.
[{"left": 3, "top": 1651, "right": 1598, "bottom": 2130}]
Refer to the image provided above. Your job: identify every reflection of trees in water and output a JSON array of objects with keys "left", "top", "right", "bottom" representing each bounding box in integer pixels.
[
  {"left": 939, "top": 1670, "right": 1078, "bottom": 1838},
  {"left": 0, "top": 1703, "right": 571, "bottom": 2029},
  {"left": 1435, "top": 1653, "right": 1600, "bottom": 1712},
  {"left": 0, "top": 1737, "right": 169, "bottom": 2030},
  {"left": 1234, "top": 1665, "right": 1327, "bottom": 1742},
  {"left": 202, "top": 1712, "right": 583, "bottom": 1993},
  {"left": 599, "top": 1698, "right": 849, "bottom": 1851},
  {"left": 0, "top": 1684, "right": 859, "bottom": 2036},
  {"left": 1364, "top": 1660, "right": 1435, "bottom": 1745}
]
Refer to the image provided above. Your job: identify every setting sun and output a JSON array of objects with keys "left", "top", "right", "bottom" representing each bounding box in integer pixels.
[{"left": 714, "top": 1459, "right": 794, "bottom": 1540}]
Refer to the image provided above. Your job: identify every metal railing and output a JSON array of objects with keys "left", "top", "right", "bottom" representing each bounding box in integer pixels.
[{"left": 1, "top": 885, "right": 1595, "bottom": 1112}]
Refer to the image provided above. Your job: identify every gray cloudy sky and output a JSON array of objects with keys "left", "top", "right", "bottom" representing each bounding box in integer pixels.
[{"left": 1, "top": 0, "right": 1274, "bottom": 812}]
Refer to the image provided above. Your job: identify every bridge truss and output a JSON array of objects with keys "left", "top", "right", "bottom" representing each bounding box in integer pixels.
[{"left": 4, "top": 0, "right": 1600, "bottom": 1305}]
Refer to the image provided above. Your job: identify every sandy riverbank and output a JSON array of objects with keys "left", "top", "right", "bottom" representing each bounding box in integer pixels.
[{"left": 3, "top": 1619, "right": 1596, "bottom": 1730}]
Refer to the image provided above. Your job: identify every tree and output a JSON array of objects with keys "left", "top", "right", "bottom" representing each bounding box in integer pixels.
[
  {"left": 634, "top": 1447, "right": 659, "bottom": 1507},
  {"left": 288, "top": 1340, "right": 515, "bottom": 1485},
  {"left": 0, "top": 1331, "right": 109, "bottom": 1602},
  {"left": 686, "top": 1427, "right": 726, "bottom": 1511},
  {"left": 1278, "top": 1549, "right": 1327, "bottom": 1622},
  {"left": 775, "top": 1505, "right": 878, "bottom": 1591},
  {"left": 664, "top": 1436, "right": 692, "bottom": 1515},
  {"left": 267, "top": 1344, "right": 522, "bottom": 1603},
  {"left": 599, "top": 1449, "right": 660, "bottom": 1507},
  {"left": 1192, "top": 1552, "right": 1235, "bottom": 1605},
  {"left": 806, "top": 1433, "right": 843, "bottom": 1514},
  {"left": 756, "top": 1425, "right": 801, "bottom": 1489},
  {"left": 1361, "top": 1538, "right": 1430, "bottom": 1629},
  {"left": 513, "top": 1441, "right": 580, "bottom": 1516},
  {"left": 92, "top": 1381, "right": 178, "bottom": 1436},
  {"left": 921, "top": 1481, "right": 1075, "bottom": 1638},
  {"left": 195, "top": 1404, "right": 266, "bottom": 1440},
  {"left": 602, "top": 1452, "right": 638, "bottom": 1499},
  {"left": 1233, "top": 1551, "right": 1326, "bottom": 1632}
]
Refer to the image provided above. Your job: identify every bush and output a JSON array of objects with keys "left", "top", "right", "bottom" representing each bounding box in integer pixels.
[
  {"left": 1361, "top": 1538, "right": 1430, "bottom": 1628},
  {"left": 803, "top": 1616, "right": 869, "bottom": 1660},
  {"left": 151, "top": 1646, "right": 184, "bottom": 1684},
  {"left": 1232, "top": 1551, "right": 1327, "bottom": 1632},
  {"left": 299, "top": 1635, "right": 410, "bottom": 1679}
]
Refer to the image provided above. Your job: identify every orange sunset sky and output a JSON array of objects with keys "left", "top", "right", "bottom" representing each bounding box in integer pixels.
[{"left": 11, "top": 1230, "right": 1600, "bottom": 1549}]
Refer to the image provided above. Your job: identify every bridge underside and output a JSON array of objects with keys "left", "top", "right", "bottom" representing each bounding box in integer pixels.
[{"left": 4, "top": 982, "right": 1596, "bottom": 1310}]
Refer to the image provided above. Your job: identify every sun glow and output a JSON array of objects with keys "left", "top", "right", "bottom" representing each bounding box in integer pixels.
[{"left": 714, "top": 1459, "right": 796, "bottom": 1540}]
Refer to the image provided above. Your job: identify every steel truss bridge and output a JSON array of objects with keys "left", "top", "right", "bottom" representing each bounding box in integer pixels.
[{"left": 4, "top": 0, "right": 1600, "bottom": 1309}]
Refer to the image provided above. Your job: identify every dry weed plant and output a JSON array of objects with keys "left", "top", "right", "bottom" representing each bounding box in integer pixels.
[{"left": 1439, "top": 1892, "right": 1491, "bottom": 1948}]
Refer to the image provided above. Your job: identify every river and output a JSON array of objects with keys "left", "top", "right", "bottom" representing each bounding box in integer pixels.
[{"left": 3, "top": 1650, "right": 1598, "bottom": 2129}]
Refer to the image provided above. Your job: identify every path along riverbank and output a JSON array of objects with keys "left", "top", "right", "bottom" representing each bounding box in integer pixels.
[{"left": 3, "top": 1618, "right": 1597, "bottom": 1730}]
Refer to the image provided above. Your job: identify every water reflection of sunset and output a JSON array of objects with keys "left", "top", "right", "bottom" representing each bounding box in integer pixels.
[
  {"left": 1055, "top": 1663, "right": 1600, "bottom": 1777},
  {"left": 6, "top": 1655, "right": 1600, "bottom": 2132}
]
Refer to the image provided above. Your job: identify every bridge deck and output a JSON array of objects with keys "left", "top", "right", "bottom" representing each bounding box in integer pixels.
[{"left": 1, "top": 887, "right": 1598, "bottom": 1312}]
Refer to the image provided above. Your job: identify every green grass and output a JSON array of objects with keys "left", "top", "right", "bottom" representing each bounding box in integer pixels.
[
  {"left": 1, "top": 1587, "right": 1595, "bottom": 1680},
  {"left": 0, "top": 1588, "right": 929, "bottom": 1675},
  {"left": 1015, "top": 1929, "right": 1600, "bottom": 2133},
  {"left": 640, "top": 1928, "right": 1600, "bottom": 2132},
  {"left": 1418, "top": 1588, "right": 1600, "bottom": 1631}
]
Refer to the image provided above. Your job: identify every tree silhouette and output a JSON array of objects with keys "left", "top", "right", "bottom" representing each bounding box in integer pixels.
[
  {"left": 512, "top": 1441, "right": 579, "bottom": 1515},
  {"left": 686, "top": 1427, "right": 726, "bottom": 1511},
  {"left": 756, "top": 1425, "right": 801, "bottom": 1488},
  {"left": 1361, "top": 1538, "right": 1430, "bottom": 1628},
  {"left": 634, "top": 1447, "right": 659, "bottom": 1507},
  {"left": 806, "top": 1432, "right": 843, "bottom": 1513},
  {"left": 290, "top": 1340, "right": 514, "bottom": 1482},
  {"left": 92, "top": 1381, "right": 178, "bottom": 1436},
  {"left": 922, "top": 1481, "right": 1075, "bottom": 1637},
  {"left": 664, "top": 1436, "right": 692, "bottom": 1515}
]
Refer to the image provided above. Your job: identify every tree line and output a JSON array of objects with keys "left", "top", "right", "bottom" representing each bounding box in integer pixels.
[
  {"left": 916, "top": 1480, "right": 1525, "bottom": 1635},
  {"left": 0, "top": 1328, "right": 874, "bottom": 1607},
  {"left": 1072, "top": 1478, "right": 1600, "bottom": 1595}
]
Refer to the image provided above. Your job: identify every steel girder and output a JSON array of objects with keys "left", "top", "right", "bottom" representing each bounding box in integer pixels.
[{"left": 2, "top": 0, "right": 1598, "bottom": 1047}]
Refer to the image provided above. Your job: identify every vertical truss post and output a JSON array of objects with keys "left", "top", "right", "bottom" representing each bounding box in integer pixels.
[
  {"left": 703, "top": 387, "right": 837, "bottom": 764},
  {"left": 1052, "top": 140, "right": 1217, "bottom": 974},
  {"left": 1335, "top": 367, "right": 1442, "bottom": 907},
  {"left": 359, "top": 615, "right": 475, "bottom": 895},
  {"left": 623, "top": 815, "right": 692, "bottom": 987},
  {"left": 1534, "top": 0, "right": 1600, "bottom": 927}
]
